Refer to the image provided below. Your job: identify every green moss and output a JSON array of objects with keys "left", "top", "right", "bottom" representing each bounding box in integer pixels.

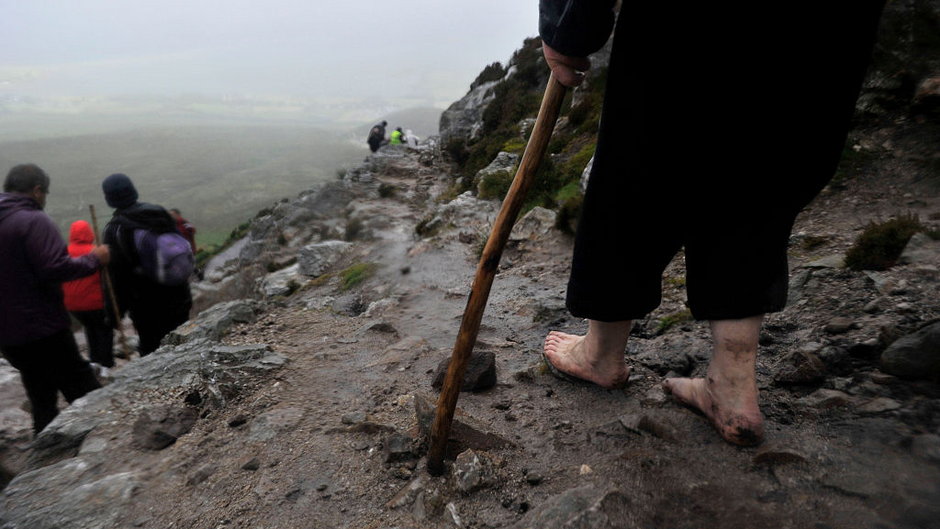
[
  {"left": 340, "top": 263, "right": 377, "bottom": 291},
  {"left": 657, "top": 310, "right": 693, "bottom": 333},
  {"left": 665, "top": 276, "right": 686, "bottom": 288},
  {"left": 502, "top": 137, "right": 527, "bottom": 154},
  {"left": 471, "top": 62, "right": 507, "bottom": 90},
  {"left": 478, "top": 169, "right": 515, "bottom": 200},
  {"left": 845, "top": 214, "right": 927, "bottom": 271}
]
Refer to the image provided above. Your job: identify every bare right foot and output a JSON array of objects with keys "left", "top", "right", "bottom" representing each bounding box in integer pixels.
[
  {"left": 662, "top": 374, "right": 764, "bottom": 446},
  {"left": 543, "top": 330, "right": 630, "bottom": 389}
]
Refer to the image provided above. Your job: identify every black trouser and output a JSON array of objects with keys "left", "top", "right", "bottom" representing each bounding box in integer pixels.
[
  {"left": 72, "top": 309, "right": 115, "bottom": 367},
  {"left": 566, "top": 2, "right": 884, "bottom": 322},
  {"left": 1, "top": 329, "right": 101, "bottom": 434},
  {"left": 131, "top": 304, "right": 191, "bottom": 356}
]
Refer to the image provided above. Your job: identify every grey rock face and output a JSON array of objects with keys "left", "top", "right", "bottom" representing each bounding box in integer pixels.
[
  {"left": 881, "top": 321, "right": 940, "bottom": 379},
  {"left": 510, "top": 207, "right": 557, "bottom": 241},
  {"left": 258, "top": 263, "right": 304, "bottom": 297},
  {"left": 298, "top": 240, "right": 353, "bottom": 277},
  {"left": 439, "top": 78, "right": 502, "bottom": 145},
  {"left": 421, "top": 192, "right": 498, "bottom": 236},
  {"left": 165, "top": 299, "right": 259, "bottom": 346},
  {"left": 509, "top": 485, "right": 633, "bottom": 529},
  {"left": 132, "top": 405, "right": 199, "bottom": 450}
]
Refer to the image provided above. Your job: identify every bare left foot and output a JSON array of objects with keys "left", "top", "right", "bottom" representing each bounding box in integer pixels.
[{"left": 662, "top": 373, "right": 764, "bottom": 446}]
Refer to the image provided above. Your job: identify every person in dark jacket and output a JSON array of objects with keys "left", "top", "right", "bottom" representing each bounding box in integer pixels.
[
  {"left": 0, "top": 164, "right": 110, "bottom": 434},
  {"left": 62, "top": 220, "right": 115, "bottom": 373},
  {"left": 367, "top": 121, "right": 388, "bottom": 153},
  {"left": 538, "top": 1, "right": 885, "bottom": 446},
  {"left": 101, "top": 173, "right": 192, "bottom": 357}
]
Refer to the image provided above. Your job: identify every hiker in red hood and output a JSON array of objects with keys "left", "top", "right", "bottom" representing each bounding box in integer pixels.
[
  {"left": 0, "top": 164, "right": 110, "bottom": 434},
  {"left": 62, "top": 220, "right": 115, "bottom": 372}
]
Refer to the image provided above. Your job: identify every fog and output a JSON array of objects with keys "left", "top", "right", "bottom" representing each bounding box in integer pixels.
[{"left": 0, "top": 0, "right": 538, "bottom": 128}]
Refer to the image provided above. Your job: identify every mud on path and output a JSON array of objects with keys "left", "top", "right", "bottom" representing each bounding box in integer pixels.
[{"left": 107, "top": 142, "right": 940, "bottom": 529}]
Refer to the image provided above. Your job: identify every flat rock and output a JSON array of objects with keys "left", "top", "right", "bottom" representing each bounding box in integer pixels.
[
  {"left": 899, "top": 232, "right": 940, "bottom": 265},
  {"left": 856, "top": 397, "right": 902, "bottom": 414},
  {"left": 509, "top": 484, "right": 633, "bottom": 529},
  {"left": 798, "top": 389, "right": 852, "bottom": 409},
  {"left": 911, "top": 434, "right": 940, "bottom": 463},
  {"left": 824, "top": 317, "right": 855, "bottom": 334},
  {"left": 298, "top": 240, "right": 353, "bottom": 277},
  {"left": 431, "top": 350, "right": 497, "bottom": 392}
]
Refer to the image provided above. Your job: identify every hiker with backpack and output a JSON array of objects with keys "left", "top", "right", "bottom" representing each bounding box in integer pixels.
[
  {"left": 0, "top": 164, "right": 110, "bottom": 434},
  {"left": 367, "top": 121, "right": 388, "bottom": 153},
  {"left": 62, "top": 219, "right": 115, "bottom": 376},
  {"left": 101, "top": 173, "right": 193, "bottom": 357}
]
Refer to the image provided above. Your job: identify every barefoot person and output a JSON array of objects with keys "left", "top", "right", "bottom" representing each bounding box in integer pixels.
[{"left": 539, "top": 1, "right": 885, "bottom": 445}]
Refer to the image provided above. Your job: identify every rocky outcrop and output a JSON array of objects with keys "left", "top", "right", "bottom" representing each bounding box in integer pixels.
[{"left": 881, "top": 320, "right": 940, "bottom": 379}]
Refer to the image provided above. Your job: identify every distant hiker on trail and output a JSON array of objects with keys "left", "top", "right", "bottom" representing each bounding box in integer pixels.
[
  {"left": 367, "top": 120, "right": 388, "bottom": 153},
  {"left": 102, "top": 173, "right": 193, "bottom": 357},
  {"left": 405, "top": 129, "right": 419, "bottom": 148},
  {"left": 169, "top": 208, "right": 197, "bottom": 253},
  {"left": 0, "top": 164, "right": 110, "bottom": 434},
  {"left": 390, "top": 127, "right": 404, "bottom": 145},
  {"left": 62, "top": 220, "right": 115, "bottom": 376},
  {"left": 538, "top": 1, "right": 885, "bottom": 446}
]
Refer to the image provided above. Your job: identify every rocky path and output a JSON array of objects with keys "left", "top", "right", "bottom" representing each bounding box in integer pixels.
[{"left": 2, "top": 144, "right": 939, "bottom": 528}]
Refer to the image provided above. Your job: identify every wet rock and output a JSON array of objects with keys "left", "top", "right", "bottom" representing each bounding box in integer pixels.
[
  {"left": 579, "top": 155, "right": 594, "bottom": 193},
  {"left": 863, "top": 298, "right": 883, "bottom": 313},
  {"left": 899, "top": 232, "right": 940, "bottom": 265},
  {"left": 298, "top": 240, "right": 353, "bottom": 277},
  {"left": 384, "top": 432, "right": 416, "bottom": 463},
  {"left": 131, "top": 405, "right": 198, "bottom": 451},
  {"left": 856, "top": 397, "right": 902, "bottom": 414},
  {"left": 880, "top": 321, "right": 940, "bottom": 380},
  {"left": 440, "top": 75, "right": 501, "bottom": 144},
  {"left": 331, "top": 293, "right": 365, "bottom": 316},
  {"left": 414, "top": 394, "right": 512, "bottom": 459},
  {"left": 165, "top": 299, "right": 259, "bottom": 345},
  {"left": 445, "top": 502, "right": 463, "bottom": 527},
  {"left": 431, "top": 351, "right": 497, "bottom": 392},
  {"left": 386, "top": 474, "right": 430, "bottom": 509},
  {"left": 772, "top": 350, "right": 827, "bottom": 386},
  {"left": 798, "top": 389, "right": 852, "bottom": 409},
  {"left": 787, "top": 270, "right": 813, "bottom": 303},
  {"left": 341, "top": 411, "right": 368, "bottom": 425},
  {"left": 525, "top": 472, "right": 545, "bottom": 486},
  {"left": 824, "top": 317, "right": 855, "bottom": 334},
  {"left": 910, "top": 434, "right": 940, "bottom": 463},
  {"left": 453, "top": 449, "right": 495, "bottom": 493},
  {"left": 510, "top": 207, "right": 557, "bottom": 241},
  {"left": 186, "top": 464, "right": 217, "bottom": 486},
  {"left": 508, "top": 485, "right": 632, "bottom": 529}
]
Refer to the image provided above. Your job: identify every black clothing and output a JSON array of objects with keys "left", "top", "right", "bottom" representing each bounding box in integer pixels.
[
  {"left": 540, "top": 2, "right": 885, "bottom": 321},
  {"left": 1, "top": 329, "right": 100, "bottom": 434},
  {"left": 367, "top": 123, "right": 387, "bottom": 153},
  {"left": 104, "top": 202, "right": 192, "bottom": 355},
  {"left": 72, "top": 309, "right": 115, "bottom": 367}
]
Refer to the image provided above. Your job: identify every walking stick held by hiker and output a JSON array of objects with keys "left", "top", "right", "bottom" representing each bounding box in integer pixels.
[
  {"left": 89, "top": 204, "right": 132, "bottom": 359},
  {"left": 427, "top": 73, "right": 568, "bottom": 475}
]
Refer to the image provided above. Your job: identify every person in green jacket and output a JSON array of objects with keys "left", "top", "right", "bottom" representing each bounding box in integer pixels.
[{"left": 389, "top": 127, "right": 404, "bottom": 145}]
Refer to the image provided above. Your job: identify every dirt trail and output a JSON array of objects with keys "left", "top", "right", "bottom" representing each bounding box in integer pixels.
[{"left": 59, "top": 143, "right": 940, "bottom": 528}]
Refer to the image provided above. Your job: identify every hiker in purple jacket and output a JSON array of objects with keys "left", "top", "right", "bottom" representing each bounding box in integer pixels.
[{"left": 0, "top": 164, "right": 111, "bottom": 434}]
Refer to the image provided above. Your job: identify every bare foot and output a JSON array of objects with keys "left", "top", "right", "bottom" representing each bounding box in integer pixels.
[
  {"left": 543, "top": 331, "right": 630, "bottom": 389},
  {"left": 662, "top": 374, "right": 764, "bottom": 446}
]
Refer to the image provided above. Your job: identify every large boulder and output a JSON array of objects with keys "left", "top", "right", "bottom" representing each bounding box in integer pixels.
[
  {"left": 881, "top": 321, "right": 940, "bottom": 379},
  {"left": 298, "top": 241, "right": 353, "bottom": 277},
  {"left": 165, "top": 299, "right": 259, "bottom": 345},
  {"left": 439, "top": 77, "right": 503, "bottom": 146}
]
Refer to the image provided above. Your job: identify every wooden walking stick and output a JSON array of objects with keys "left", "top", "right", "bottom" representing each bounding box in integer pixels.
[
  {"left": 427, "top": 73, "right": 568, "bottom": 475},
  {"left": 89, "top": 204, "right": 132, "bottom": 359}
]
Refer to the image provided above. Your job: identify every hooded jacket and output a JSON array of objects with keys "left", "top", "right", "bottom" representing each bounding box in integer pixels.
[
  {"left": 62, "top": 220, "right": 105, "bottom": 312},
  {"left": 0, "top": 193, "right": 100, "bottom": 346},
  {"left": 103, "top": 202, "right": 191, "bottom": 315},
  {"left": 539, "top": 0, "right": 616, "bottom": 57}
]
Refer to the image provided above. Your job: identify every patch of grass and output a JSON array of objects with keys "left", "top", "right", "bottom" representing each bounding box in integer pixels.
[
  {"left": 665, "top": 276, "right": 686, "bottom": 288},
  {"left": 478, "top": 169, "right": 515, "bottom": 200},
  {"left": 502, "top": 137, "right": 527, "bottom": 154},
  {"left": 845, "top": 213, "right": 928, "bottom": 271},
  {"left": 657, "top": 310, "right": 693, "bottom": 334},
  {"left": 800, "top": 235, "right": 829, "bottom": 251},
  {"left": 340, "top": 262, "right": 377, "bottom": 291}
]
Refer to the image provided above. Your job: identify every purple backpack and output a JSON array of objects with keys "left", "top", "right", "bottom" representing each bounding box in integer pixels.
[{"left": 133, "top": 229, "right": 195, "bottom": 285}]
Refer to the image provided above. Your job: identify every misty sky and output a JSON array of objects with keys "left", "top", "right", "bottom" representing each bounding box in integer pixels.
[{"left": 0, "top": 1, "right": 538, "bottom": 109}]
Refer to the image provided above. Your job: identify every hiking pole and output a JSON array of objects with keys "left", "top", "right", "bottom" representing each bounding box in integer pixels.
[
  {"left": 427, "top": 73, "right": 568, "bottom": 475},
  {"left": 89, "top": 204, "right": 132, "bottom": 359}
]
